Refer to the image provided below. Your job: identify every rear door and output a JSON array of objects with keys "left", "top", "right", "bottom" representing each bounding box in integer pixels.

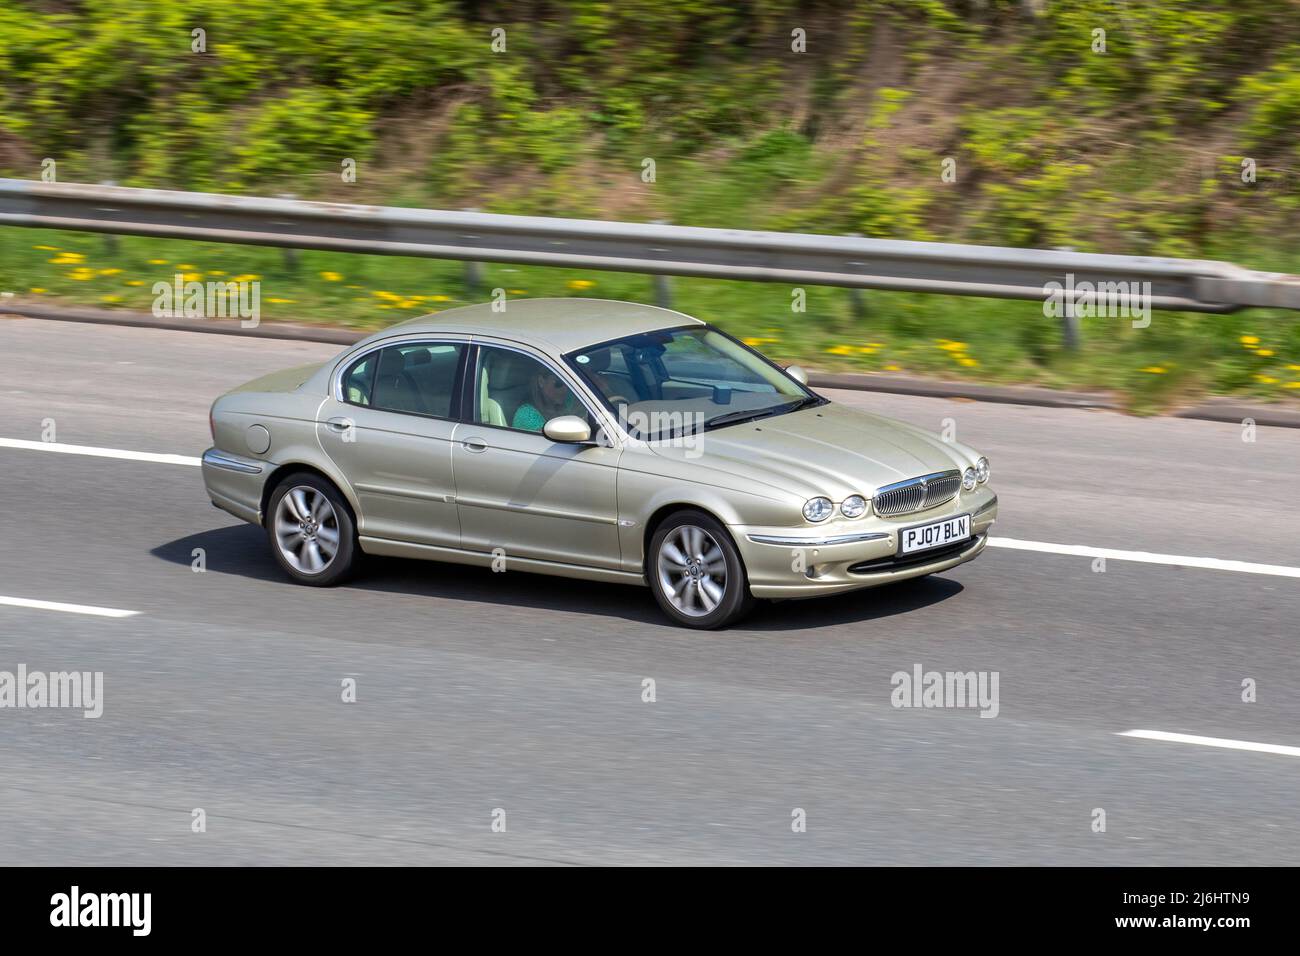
[{"left": 317, "top": 339, "right": 467, "bottom": 548}]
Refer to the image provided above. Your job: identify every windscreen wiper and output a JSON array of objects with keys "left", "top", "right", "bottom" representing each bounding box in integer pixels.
[{"left": 703, "top": 397, "right": 814, "bottom": 431}]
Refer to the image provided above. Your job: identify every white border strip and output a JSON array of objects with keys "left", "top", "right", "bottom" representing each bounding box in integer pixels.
[
  {"left": 0, "top": 595, "right": 140, "bottom": 619},
  {"left": 989, "top": 536, "right": 1300, "bottom": 579},
  {"left": 0, "top": 437, "right": 200, "bottom": 466},
  {"left": 1118, "top": 729, "right": 1300, "bottom": 758}
]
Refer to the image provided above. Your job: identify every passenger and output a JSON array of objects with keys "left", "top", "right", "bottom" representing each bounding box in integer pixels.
[{"left": 513, "top": 368, "right": 575, "bottom": 432}]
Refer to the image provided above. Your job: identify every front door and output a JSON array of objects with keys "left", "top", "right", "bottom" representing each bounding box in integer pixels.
[{"left": 452, "top": 343, "right": 622, "bottom": 570}]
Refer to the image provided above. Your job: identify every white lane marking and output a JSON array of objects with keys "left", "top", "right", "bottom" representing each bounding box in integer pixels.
[
  {"left": 1118, "top": 729, "right": 1300, "bottom": 758},
  {"left": 0, "top": 595, "right": 140, "bottom": 618},
  {"left": 989, "top": 536, "right": 1300, "bottom": 579},
  {"left": 2, "top": 435, "right": 1299, "bottom": 581},
  {"left": 0, "top": 437, "right": 199, "bottom": 467}
]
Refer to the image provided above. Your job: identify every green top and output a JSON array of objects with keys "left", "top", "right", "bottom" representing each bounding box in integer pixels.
[{"left": 512, "top": 402, "right": 547, "bottom": 432}]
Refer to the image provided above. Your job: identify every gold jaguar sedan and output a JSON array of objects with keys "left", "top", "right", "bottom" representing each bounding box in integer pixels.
[{"left": 202, "top": 298, "right": 996, "bottom": 628}]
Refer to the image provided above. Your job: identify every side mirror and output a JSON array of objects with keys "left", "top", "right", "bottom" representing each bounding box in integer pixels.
[
  {"left": 543, "top": 415, "right": 592, "bottom": 443},
  {"left": 785, "top": 364, "right": 809, "bottom": 385}
]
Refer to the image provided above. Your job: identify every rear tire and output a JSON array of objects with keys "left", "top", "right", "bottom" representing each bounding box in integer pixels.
[
  {"left": 648, "top": 509, "right": 755, "bottom": 629},
  {"left": 266, "top": 472, "right": 359, "bottom": 587}
]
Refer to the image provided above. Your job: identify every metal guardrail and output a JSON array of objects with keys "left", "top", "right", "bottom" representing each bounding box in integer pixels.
[{"left": 2, "top": 178, "right": 1300, "bottom": 313}]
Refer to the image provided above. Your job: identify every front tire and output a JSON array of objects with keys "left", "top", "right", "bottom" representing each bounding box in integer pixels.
[
  {"left": 649, "top": 510, "right": 755, "bottom": 629},
  {"left": 266, "top": 472, "right": 358, "bottom": 586}
]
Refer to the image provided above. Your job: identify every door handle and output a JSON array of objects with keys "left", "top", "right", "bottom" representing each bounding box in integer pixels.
[
  {"left": 462, "top": 437, "right": 488, "bottom": 453},
  {"left": 325, "top": 417, "right": 352, "bottom": 432}
]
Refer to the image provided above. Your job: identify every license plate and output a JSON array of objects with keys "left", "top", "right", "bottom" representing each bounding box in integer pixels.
[{"left": 899, "top": 514, "right": 971, "bottom": 555}]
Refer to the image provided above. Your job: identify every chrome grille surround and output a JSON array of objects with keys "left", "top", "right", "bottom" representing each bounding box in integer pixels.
[{"left": 872, "top": 470, "right": 962, "bottom": 517}]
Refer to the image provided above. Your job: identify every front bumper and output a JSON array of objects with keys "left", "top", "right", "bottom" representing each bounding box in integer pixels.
[
  {"left": 733, "top": 486, "right": 997, "bottom": 599},
  {"left": 201, "top": 447, "right": 268, "bottom": 525}
]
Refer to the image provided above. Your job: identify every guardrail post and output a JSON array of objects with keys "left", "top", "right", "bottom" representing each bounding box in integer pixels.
[
  {"left": 463, "top": 207, "right": 484, "bottom": 296},
  {"left": 847, "top": 233, "right": 867, "bottom": 322},
  {"left": 100, "top": 182, "right": 119, "bottom": 256},
  {"left": 278, "top": 194, "right": 300, "bottom": 273},
  {"left": 1057, "top": 247, "right": 1080, "bottom": 352},
  {"left": 652, "top": 219, "right": 673, "bottom": 309}
]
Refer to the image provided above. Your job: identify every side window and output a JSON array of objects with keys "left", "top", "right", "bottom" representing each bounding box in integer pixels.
[
  {"left": 370, "top": 342, "right": 464, "bottom": 417},
  {"left": 342, "top": 354, "right": 375, "bottom": 407},
  {"left": 475, "top": 347, "right": 587, "bottom": 434}
]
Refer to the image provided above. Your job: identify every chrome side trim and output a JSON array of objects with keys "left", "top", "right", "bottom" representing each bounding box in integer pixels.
[
  {"left": 747, "top": 531, "right": 891, "bottom": 547},
  {"left": 202, "top": 448, "right": 264, "bottom": 475}
]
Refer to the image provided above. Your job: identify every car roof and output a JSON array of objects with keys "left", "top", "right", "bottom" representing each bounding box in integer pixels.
[{"left": 368, "top": 297, "right": 704, "bottom": 354}]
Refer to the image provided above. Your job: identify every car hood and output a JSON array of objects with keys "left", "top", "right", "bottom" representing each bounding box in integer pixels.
[{"left": 648, "top": 401, "right": 976, "bottom": 499}]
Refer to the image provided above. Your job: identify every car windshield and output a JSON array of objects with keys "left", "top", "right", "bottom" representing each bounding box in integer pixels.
[{"left": 565, "top": 326, "right": 819, "bottom": 441}]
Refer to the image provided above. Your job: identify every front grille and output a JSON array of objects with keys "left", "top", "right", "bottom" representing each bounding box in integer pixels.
[{"left": 872, "top": 470, "right": 962, "bottom": 517}]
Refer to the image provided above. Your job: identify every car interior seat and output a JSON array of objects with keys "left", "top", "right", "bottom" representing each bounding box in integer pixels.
[
  {"left": 479, "top": 365, "right": 507, "bottom": 426},
  {"left": 485, "top": 352, "right": 539, "bottom": 425},
  {"left": 373, "top": 348, "right": 428, "bottom": 415}
]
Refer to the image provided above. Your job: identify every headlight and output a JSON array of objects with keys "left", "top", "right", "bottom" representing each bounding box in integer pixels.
[
  {"left": 962, "top": 467, "right": 977, "bottom": 491},
  {"left": 803, "top": 497, "right": 834, "bottom": 522},
  {"left": 975, "top": 457, "right": 990, "bottom": 483},
  {"left": 841, "top": 495, "right": 868, "bottom": 518}
]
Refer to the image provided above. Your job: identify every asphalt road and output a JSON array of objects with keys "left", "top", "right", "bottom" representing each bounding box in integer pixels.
[{"left": 1, "top": 315, "right": 1298, "bottom": 865}]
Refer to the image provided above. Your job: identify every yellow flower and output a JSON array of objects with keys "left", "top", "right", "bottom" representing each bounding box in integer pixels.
[
  {"left": 958, "top": 357, "right": 979, "bottom": 367},
  {"left": 232, "top": 274, "right": 260, "bottom": 282},
  {"left": 825, "top": 345, "right": 855, "bottom": 356},
  {"left": 207, "top": 270, "right": 226, "bottom": 277},
  {"left": 1257, "top": 349, "right": 1275, "bottom": 357},
  {"left": 508, "top": 289, "right": 527, "bottom": 295},
  {"left": 267, "top": 297, "right": 295, "bottom": 304},
  {"left": 182, "top": 272, "right": 202, "bottom": 282},
  {"left": 1140, "top": 366, "right": 1167, "bottom": 374},
  {"left": 867, "top": 342, "right": 886, "bottom": 348},
  {"left": 1287, "top": 365, "right": 1300, "bottom": 371},
  {"left": 884, "top": 364, "right": 901, "bottom": 371},
  {"left": 29, "top": 287, "right": 45, "bottom": 294},
  {"left": 431, "top": 295, "right": 452, "bottom": 302},
  {"left": 97, "top": 268, "right": 122, "bottom": 276},
  {"left": 371, "top": 290, "right": 399, "bottom": 300},
  {"left": 566, "top": 279, "right": 595, "bottom": 291},
  {"left": 148, "top": 259, "right": 169, "bottom": 265},
  {"left": 1255, "top": 374, "right": 1278, "bottom": 384},
  {"left": 124, "top": 280, "right": 144, "bottom": 286},
  {"left": 101, "top": 294, "right": 122, "bottom": 303},
  {"left": 33, "top": 245, "right": 58, "bottom": 251},
  {"left": 177, "top": 264, "right": 197, "bottom": 271},
  {"left": 1285, "top": 382, "right": 1300, "bottom": 389},
  {"left": 320, "top": 271, "right": 343, "bottom": 282},
  {"left": 1240, "top": 335, "right": 1259, "bottom": 346}
]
